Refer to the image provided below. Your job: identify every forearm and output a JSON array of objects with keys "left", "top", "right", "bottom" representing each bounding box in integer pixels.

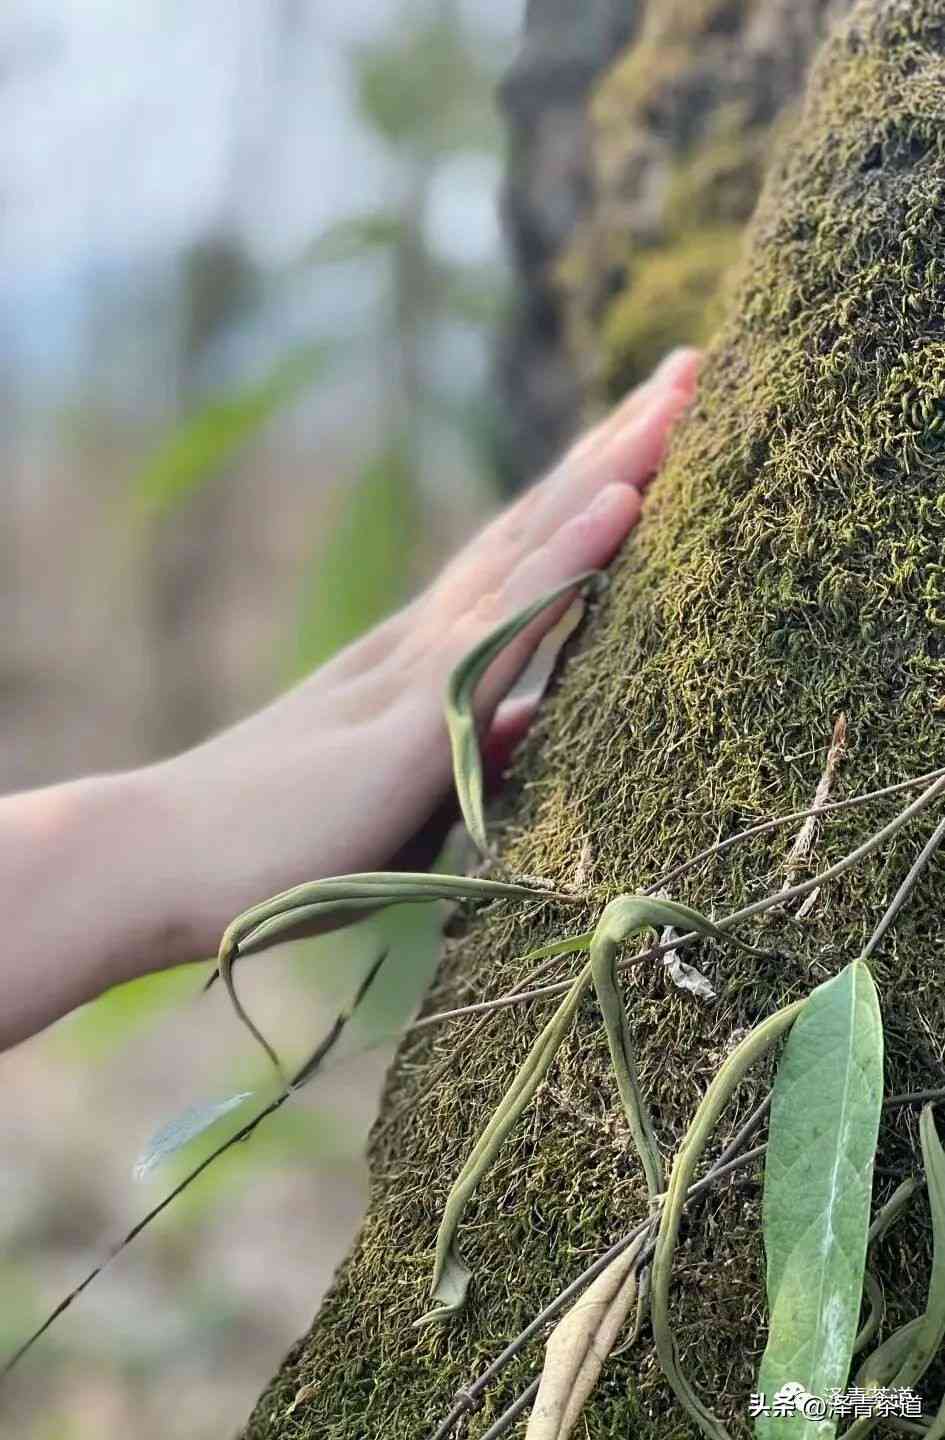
[{"left": 0, "top": 768, "right": 201, "bottom": 1049}]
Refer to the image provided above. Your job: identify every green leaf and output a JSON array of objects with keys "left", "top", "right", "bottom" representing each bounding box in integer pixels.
[
  {"left": 756, "top": 960, "right": 884, "bottom": 1440},
  {"left": 893, "top": 1104, "right": 945, "bottom": 1387},
  {"left": 856, "top": 1108, "right": 945, "bottom": 1390},
  {"left": 301, "top": 213, "right": 405, "bottom": 266},
  {"left": 215, "top": 871, "right": 574, "bottom": 1077},
  {"left": 590, "top": 896, "right": 776, "bottom": 1205},
  {"left": 652, "top": 999, "right": 807, "bottom": 1440},
  {"left": 843, "top": 1110, "right": 945, "bottom": 1438},
  {"left": 417, "top": 960, "right": 592, "bottom": 1328},
  {"left": 133, "top": 1091, "right": 254, "bottom": 1180},
  {"left": 132, "top": 343, "right": 332, "bottom": 521},
  {"left": 352, "top": 18, "right": 496, "bottom": 153},
  {"left": 290, "top": 445, "right": 420, "bottom": 675},
  {"left": 420, "top": 893, "right": 774, "bottom": 1329},
  {"left": 445, "top": 571, "right": 603, "bottom": 854}
]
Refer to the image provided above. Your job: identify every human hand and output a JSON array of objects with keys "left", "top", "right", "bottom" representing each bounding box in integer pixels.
[
  {"left": 0, "top": 348, "right": 699, "bottom": 1048},
  {"left": 157, "top": 347, "right": 701, "bottom": 960}
]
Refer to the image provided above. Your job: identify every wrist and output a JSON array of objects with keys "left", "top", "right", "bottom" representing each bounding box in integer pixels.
[
  {"left": 0, "top": 765, "right": 203, "bottom": 1049},
  {"left": 72, "top": 765, "right": 205, "bottom": 989}
]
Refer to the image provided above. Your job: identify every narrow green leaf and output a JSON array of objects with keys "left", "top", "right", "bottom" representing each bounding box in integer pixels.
[
  {"left": 849, "top": 1105, "right": 945, "bottom": 1440},
  {"left": 291, "top": 446, "right": 420, "bottom": 675},
  {"left": 445, "top": 571, "right": 603, "bottom": 854},
  {"left": 133, "top": 1091, "right": 254, "bottom": 1180},
  {"left": 420, "top": 893, "right": 773, "bottom": 1328},
  {"left": 132, "top": 343, "right": 331, "bottom": 521},
  {"left": 891, "top": 1104, "right": 945, "bottom": 1386},
  {"left": 755, "top": 961, "right": 884, "bottom": 1440},
  {"left": 854, "top": 1316, "right": 923, "bottom": 1391},
  {"left": 214, "top": 871, "right": 573, "bottom": 1077},
  {"left": 417, "top": 962, "right": 592, "bottom": 1327},
  {"left": 590, "top": 896, "right": 776, "bottom": 1205}
]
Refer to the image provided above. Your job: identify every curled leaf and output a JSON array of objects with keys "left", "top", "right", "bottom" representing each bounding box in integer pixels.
[
  {"left": 214, "top": 871, "right": 571, "bottom": 1076},
  {"left": 445, "top": 571, "right": 603, "bottom": 854},
  {"left": 852, "top": 1270, "right": 885, "bottom": 1357},
  {"left": 847, "top": 1104, "right": 945, "bottom": 1439},
  {"left": 133, "top": 1091, "right": 254, "bottom": 1180},
  {"left": 527, "top": 1231, "right": 648, "bottom": 1440},
  {"left": 417, "top": 965, "right": 592, "bottom": 1327},
  {"left": 590, "top": 896, "right": 771, "bottom": 1205}
]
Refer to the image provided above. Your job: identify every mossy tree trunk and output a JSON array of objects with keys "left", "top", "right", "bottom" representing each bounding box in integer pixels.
[{"left": 244, "top": 1, "right": 945, "bottom": 1435}]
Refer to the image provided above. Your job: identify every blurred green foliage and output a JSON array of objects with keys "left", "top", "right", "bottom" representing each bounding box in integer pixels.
[
  {"left": 67, "top": 0, "right": 505, "bottom": 1156},
  {"left": 291, "top": 444, "right": 419, "bottom": 675},
  {"left": 353, "top": 9, "right": 497, "bottom": 153},
  {"left": 131, "top": 344, "right": 333, "bottom": 522}
]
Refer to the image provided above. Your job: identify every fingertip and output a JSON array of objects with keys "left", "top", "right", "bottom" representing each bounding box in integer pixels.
[
  {"left": 601, "top": 380, "right": 695, "bottom": 490},
  {"left": 655, "top": 346, "right": 702, "bottom": 385}
]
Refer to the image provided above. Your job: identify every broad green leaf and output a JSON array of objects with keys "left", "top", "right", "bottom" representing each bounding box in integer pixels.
[
  {"left": 132, "top": 343, "right": 331, "bottom": 521},
  {"left": 133, "top": 1091, "right": 253, "bottom": 1180},
  {"left": 445, "top": 571, "right": 603, "bottom": 854},
  {"left": 756, "top": 961, "right": 884, "bottom": 1440}
]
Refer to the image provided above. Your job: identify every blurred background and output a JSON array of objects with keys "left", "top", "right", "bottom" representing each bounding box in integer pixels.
[{"left": 0, "top": 3, "right": 539, "bottom": 1435}]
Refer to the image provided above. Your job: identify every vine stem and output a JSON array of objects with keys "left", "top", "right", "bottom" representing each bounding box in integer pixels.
[{"left": 428, "top": 1085, "right": 945, "bottom": 1440}]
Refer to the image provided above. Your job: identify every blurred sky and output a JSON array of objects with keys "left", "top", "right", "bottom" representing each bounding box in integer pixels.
[{"left": 0, "top": 0, "right": 518, "bottom": 403}]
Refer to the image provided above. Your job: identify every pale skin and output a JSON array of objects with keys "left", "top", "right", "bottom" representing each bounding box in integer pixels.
[{"left": 0, "top": 347, "right": 700, "bottom": 1051}]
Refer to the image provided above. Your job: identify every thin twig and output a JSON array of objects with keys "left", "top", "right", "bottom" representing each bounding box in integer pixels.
[
  {"left": 860, "top": 814, "right": 945, "bottom": 964},
  {"left": 0, "top": 950, "right": 390, "bottom": 1381},
  {"left": 783, "top": 714, "right": 847, "bottom": 889},
  {"left": 651, "top": 765, "right": 945, "bottom": 896},
  {"left": 430, "top": 1080, "right": 945, "bottom": 1440},
  {"left": 478, "top": 1378, "right": 541, "bottom": 1440},
  {"left": 413, "top": 773, "right": 945, "bottom": 1031}
]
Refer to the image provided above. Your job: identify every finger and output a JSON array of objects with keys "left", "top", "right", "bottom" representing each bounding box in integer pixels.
[
  {"left": 567, "top": 346, "right": 701, "bottom": 466},
  {"left": 516, "top": 377, "right": 695, "bottom": 551},
  {"left": 482, "top": 694, "right": 539, "bottom": 783},
  {"left": 428, "top": 350, "right": 699, "bottom": 616}
]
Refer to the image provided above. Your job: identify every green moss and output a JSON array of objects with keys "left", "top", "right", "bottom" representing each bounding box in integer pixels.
[
  {"left": 599, "top": 226, "right": 741, "bottom": 398},
  {"left": 244, "top": 2, "right": 945, "bottom": 1436},
  {"left": 561, "top": 0, "right": 845, "bottom": 400}
]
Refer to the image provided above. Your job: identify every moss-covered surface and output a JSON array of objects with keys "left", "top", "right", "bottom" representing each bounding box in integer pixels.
[
  {"left": 560, "top": 0, "right": 851, "bottom": 403},
  {"left": 244, "top": 2, "right": 945, "bottom": 1436}
]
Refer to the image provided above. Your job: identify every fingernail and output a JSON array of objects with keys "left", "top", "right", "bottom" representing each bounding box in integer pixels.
[{"left": 654, "top": 347, "right": 701, "bottom": 383}]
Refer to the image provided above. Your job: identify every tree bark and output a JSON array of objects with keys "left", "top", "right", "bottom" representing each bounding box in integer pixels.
[{"left": 244, "top": 0, "right": 945, "bottom": 1434}]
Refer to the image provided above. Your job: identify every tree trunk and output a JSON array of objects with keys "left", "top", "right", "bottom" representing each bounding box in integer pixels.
[{"left": 244, "top": 0, "right": 945, "bottom": 1434}]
